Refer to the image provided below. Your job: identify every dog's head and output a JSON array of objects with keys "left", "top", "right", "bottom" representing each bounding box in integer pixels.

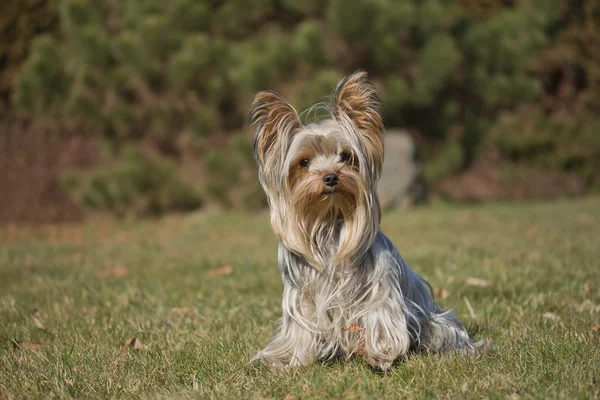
[
  {"left": 249, "top": 71, "right": 384, "bottom": 266},
  {"left": 249, "top": 71, "right": 384, "bottom": 215}
]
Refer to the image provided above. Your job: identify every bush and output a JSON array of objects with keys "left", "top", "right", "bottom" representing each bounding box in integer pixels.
[
  {"left": 424, "top": 140, "right": 464, "bottom": 184},
  {"left": 490, "top": 112, "right": 600, "bottom": 188},
  {"left": 11, "top": 0, "right": 600, "bottom": 206},
  {"left": 62, "top": 146, "right": 201, "bottom": 218},
  {"left": 13, "top": 1, "right": 549, "bottom": 145},
  {"left": 299, "top": 69, "right": 343, "bottom": 111},
  {"left": 0, "top": 0, "right": 57, "bottom": 112},
  {"left": 294, "top": 21, "right": 326, "bottom": 66},
  {"left": 203, "top": 134, "right": 266, "bottom": 210}
]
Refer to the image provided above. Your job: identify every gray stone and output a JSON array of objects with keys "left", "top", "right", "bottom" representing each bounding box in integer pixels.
[{"left": 377, "top": 129, "right": 427, "bottom": 211}]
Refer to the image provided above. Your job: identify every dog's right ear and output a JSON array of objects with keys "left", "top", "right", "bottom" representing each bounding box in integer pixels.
[
  {"left": 333, "top": 71, "right": 384, "bottom": 178},
  {"left": 249, "top": 90, "right": 301, "bottom": 167}
]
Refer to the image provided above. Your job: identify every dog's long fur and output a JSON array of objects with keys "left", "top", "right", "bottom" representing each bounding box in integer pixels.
[{"left": 249, "top": 71, "right": 485, "bottom": 371}]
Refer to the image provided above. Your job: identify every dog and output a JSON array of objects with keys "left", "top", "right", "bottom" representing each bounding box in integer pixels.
[{"left": 248, "top": 71, "right": 485, "bottom": 371}]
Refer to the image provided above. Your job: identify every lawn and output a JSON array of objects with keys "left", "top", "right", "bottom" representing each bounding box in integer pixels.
[{"left": 1, "top": 198, "right": 599, "bottom": 399}]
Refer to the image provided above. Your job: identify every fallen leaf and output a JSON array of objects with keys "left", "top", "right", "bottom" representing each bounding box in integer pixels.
[
  {"left": 466, "top": 277, "right": 490, "bottom": 287},
  {"left": 98, "top": 265, "right": 129, "bottom": 278},
  {"left": 543, "top": 312, "right": 561, "bottom": 322},
  {"left": 591, "top": 325, "right": 600, "bottom": 331},
  {"left": 206, "top": 265, "right": 232, "bottom": 277},
  {"left": 123, "top": 337, "right": 145, "bottom": 350},
  {"left": 30, "top": 309, "right": 47, "bottom": 332},
  {"left": 11, "top": 339, "right": 42, "bottom": 351}
]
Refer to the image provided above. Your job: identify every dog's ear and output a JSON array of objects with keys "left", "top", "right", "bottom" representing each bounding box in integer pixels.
[
  {"left": 249, "top": 90, "right": 301, "bottom": 168},
  {"left": 333, "top": 71, "right": 384, "bottom": 175}
]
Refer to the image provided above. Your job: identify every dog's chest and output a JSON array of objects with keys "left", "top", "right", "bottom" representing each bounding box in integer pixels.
[
  {"left": 303, "top": 267, "right": 369, "bottom": 356},
  {"left": 304, "top": 261, "right": 368, "bottom": 322}
]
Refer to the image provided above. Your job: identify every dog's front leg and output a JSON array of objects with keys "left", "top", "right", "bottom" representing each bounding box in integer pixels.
[
  {"left": 252, "top": 312, "right": 317, "bottom": 370},
  {"left": 252, "top": 282, "right": 319, "bottom": 370},
  {"left": 361, "top": 300, "right": 411, "bottom": 371}
]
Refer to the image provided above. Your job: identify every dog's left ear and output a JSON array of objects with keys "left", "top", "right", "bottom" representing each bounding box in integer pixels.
[{"left": 333, "top": 71, "right": 384, "bottom": 175}]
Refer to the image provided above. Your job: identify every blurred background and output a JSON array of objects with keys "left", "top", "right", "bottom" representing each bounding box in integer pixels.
[{"left": 1, "top": 0, "right": 598, "bottom": 225}]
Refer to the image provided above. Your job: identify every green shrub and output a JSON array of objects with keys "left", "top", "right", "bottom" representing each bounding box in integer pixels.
[
  {"left": 171, "top": 0, "right": 211, "bottom": 32},
  {"left": 202, "top": 135, "right": 266, "bottom": 209},
  {"left": 62, "top": 146, "right": 201, "bottom": 218},
  {"left": 294, "top": 21, "right": 326, "bottom": 66},
  {"left": 227, "top": 41, "right": 271, "bottom": 92},
  {"left": 299, "top": 69, "right": 343, "bottom": 111},
  {"left": 415, "top": 33, "right": 461, "bottom": 104},
  {"left": 13, "top": 36, "right": 67, "bottom": 116},
  {"left": 243, "top": 183, "right": 269, "bottom": 210},
  {"left": 326, "top": 0, "right": 379, "bottom": 42},
  {"left": 204, "top": 150, "right": 239, "bottom": 184},
  {"left": 280, "top": 0, "right": 325, "bottom": 16},
  {"left": 231, "top": 133, "right": 255, "bottom": 165},
  {"left": 424, "top": 140, "right": 464, "bottom": 184},
  {"left": 0, "top": 0, "right": 57, "bottom": 111},
  {"left": 191, "top": 108, "right": 215, "bottom": 139},
  {"left": 491, "top": 112, "right": 600, "bottom": 188},
  {"left": 169, "top": 34, "right": 211, "bottom": 92},
  {"left": 12, "top": 0, "right": 600, "bottom": 206},
  {"left": 11, "top": 0, "right": 552, "bottom": 151}
]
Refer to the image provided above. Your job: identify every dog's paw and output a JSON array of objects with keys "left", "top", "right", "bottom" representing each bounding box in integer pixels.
[
  {"left": 361, "top": 353, "right": 396, "bottom": 372},
  {"left": 250, "top": 352, "right": 295, "bottom": 372},
  {"left": 369, "top": 360, "right": 393, "bottom": 372}
]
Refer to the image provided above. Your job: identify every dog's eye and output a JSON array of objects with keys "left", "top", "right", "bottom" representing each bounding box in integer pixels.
[
  {"left": 299, "top": 158, "right": 310, "bottom": 168},
  {"left": 340, "top": 152, "right": 351, "bottom": 163}
]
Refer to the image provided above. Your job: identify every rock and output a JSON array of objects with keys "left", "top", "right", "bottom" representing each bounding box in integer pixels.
[{"left": 377, "top": 130, "right": 427, "bottom": 211}]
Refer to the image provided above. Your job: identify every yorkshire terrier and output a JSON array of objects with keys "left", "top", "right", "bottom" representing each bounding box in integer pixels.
[{"left": 249, "top": 71, "right": 486, "bottom": 371}]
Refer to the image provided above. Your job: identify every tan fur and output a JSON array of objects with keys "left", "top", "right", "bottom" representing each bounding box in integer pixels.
[
  {"left": 333, "top": 71, "right": 385, "bottom": 176},
  {"left": 249, "top": 90, "right": 301, "bottom": 170}
]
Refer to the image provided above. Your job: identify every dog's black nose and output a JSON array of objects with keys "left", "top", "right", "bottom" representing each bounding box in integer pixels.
[{"left": 323, "top": 173, "right": 339, "bottom": 187}]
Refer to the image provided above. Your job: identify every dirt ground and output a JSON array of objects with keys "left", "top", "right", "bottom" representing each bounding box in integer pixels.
[
  {"left": 0, "top": 116, "right": 99, "bottom": 225},
  {"left": 437, "top": 149, "right": 586, "bottom": 202}
]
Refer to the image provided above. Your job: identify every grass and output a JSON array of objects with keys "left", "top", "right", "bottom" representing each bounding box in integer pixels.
[{"left": 1, "top": 197, "right": 599, "bottom": 399}]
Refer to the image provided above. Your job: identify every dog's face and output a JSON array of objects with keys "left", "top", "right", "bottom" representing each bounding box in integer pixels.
[
  {"left": 250, "top": 71, "right": 384, "bottom": 210},
  {"left": 285, "top": 123, "right": 363, "bottom": 215},
  {"left": 249, "top": 71, "right": 384, "bottom": 264}
]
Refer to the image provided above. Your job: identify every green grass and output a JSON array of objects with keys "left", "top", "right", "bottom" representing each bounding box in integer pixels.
[{"left": 1, "top": 198, "right": 599, "bottom": 399}]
